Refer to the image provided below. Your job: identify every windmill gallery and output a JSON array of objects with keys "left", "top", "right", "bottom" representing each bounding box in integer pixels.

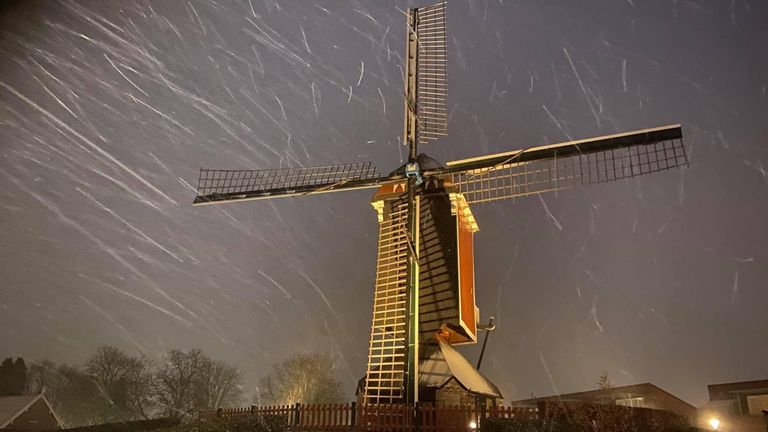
[{"left": 194, "top": 0, "right": 687, "bottom": 417}]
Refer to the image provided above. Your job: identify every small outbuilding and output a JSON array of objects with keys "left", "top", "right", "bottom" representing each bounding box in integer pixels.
[
  {"left": 0, "top": 394, "right": 62, "bottom": 430},
  {"left": 418, "top": 338, "right": 503, "bottom": 408},
  {"left": 357, "top": 338, "right": 503, "bottom": 407},
  {"left": 699, "top": 379, "right": 768, "bottom": 432},
  {"left": 511, "top": 382, "right": 697, "bottom": 425}
]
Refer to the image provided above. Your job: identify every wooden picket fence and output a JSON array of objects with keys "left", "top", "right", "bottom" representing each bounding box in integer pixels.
[{"left": 204, "top": 402, "right": 539, "bottom": 431}]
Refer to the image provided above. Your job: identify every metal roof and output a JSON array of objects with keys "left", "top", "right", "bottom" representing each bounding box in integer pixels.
[
  {"left": 0, "top": 394, "right": 61, "bottom": 430},
  {"left": 0, "top": 395, "right": 41, "bottom": 429},
  {"left": 419, "top": 339, "right": 503, "bottom": 398}
]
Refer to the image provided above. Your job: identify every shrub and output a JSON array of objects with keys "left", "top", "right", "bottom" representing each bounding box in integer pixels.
[
  {"left": 482, "top": 402, "right": 692, "bottom": 432},
  {"left": 481, "top": 417, "right": 544, "bottom": 432},
  {"left": 160, "top": 415, "right": 288, "bottom": 432},
  {"left": 65, "top": 418, "right": 180, "bottom": 432}
]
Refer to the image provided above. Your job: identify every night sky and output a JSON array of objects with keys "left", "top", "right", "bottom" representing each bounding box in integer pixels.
[{"left": 1, "top": 0, "right": 766, "bottom": 406}]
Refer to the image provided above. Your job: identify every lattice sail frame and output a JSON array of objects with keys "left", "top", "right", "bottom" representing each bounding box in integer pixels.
[
  {"left": 446, "top": 126, "right": 687, "bottom": 204},
  {"left": 194, "top": 162, "right": 381, "bottom": 203},
  {"left": 363, "top": 196, "right": 413, "bottom": 404},
  {"left": 414, "top": 1, "right": 448, "bottom": 145}
]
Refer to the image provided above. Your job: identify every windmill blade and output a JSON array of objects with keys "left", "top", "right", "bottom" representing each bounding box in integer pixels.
[
  {"left": 441, "top": 124, "right": 687, "bottom": 205},
  {"left": 363, "top": 197, "right": 410, "bottom": 404},
  {"left": 414, "top": 1, "right": 447, "bottom": 144},
  {"left": 193, "top": 161, "right": 386, "bottom": 205}
]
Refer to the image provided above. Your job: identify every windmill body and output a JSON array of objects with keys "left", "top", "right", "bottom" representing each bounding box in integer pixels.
[
  {"left": 193, "top": 1, "right": 688, "bottom": 408},
  {"left": 364, "top": 167, "right": 480, "bottom": 404}
]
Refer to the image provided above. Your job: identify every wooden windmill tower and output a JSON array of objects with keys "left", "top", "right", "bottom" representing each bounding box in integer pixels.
[{"left": 193, "top": 2, "right": 687, "bottom": 407}]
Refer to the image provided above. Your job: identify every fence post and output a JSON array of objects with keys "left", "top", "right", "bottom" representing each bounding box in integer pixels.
[
  {"left": 294, "top": 402, "right": 301, "bottom": 429},
  {"left": 414, "top": 401, "right": 420, "bottom": 432},
  {"left": 351, "top": 401, "right": 357, "bottom": 427}
]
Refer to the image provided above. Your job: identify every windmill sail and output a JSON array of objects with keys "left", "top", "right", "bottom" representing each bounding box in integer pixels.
[
  {"left": 363, "top": 190, "right": 412, "bottom": 404},
  {"left": 444, "top": 124, "right": 686, "bottom": 204},
  {"left": 193, "top": 161, "right": 383, "bottom": 205},
  {"left": 414, "top": 1, "right": 448, "bottom": 145}
]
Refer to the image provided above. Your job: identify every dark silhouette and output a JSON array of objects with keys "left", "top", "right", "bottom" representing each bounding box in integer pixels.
[{"left": 0, "top": 357, "right": 27, "bottom": 396}]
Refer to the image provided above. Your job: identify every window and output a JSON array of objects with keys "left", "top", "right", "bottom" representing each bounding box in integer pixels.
[
  {"left": 616, "top": 397, "right": 645, "bottom": 408},
  {"left": 746, "top": 394, "right": 768, "bottom": 415}
]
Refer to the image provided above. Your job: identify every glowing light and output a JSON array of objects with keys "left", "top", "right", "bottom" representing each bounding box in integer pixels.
[
  {"left": 468, "top": 420, "right": 478, "bottom": 429},
  {"left": 709, "top": 418, "right": 720, "bottom": 430}
]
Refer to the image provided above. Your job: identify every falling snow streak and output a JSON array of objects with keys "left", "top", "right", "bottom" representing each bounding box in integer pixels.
[
  {"left": 80, "top": 296, "right": 148, "bottom": 353},
  {"left": 0, "top": 82, "right": 177, "bottom": 205},
  {"left": 300, "top": 24, "right": 311, "bottom": 53},
  {"left": 257, "top": 270, "right": 293, "bottom": 299},
  {"left": 562, "top": 48, "right": 601, "bottom": 127},
  {"left": 104, "top": 54, "right": 150, "bottom": 97},
  {"left": 622, "top": 59, "right": 628, "bottom": 92},
  {"left": 76, "top": 187, "right": 184, "bottom": 262},
  {"left": 590, "top": 297, "right": 604, "bottom": 333},
  {"left": 541, "top": 104, "right": 573, "bottom": 141},
  {"left": 311, "top": 82, "right": 320, "bottom": 117},
  {"left": 76, "top": 275, "right": 189, "bottom": 325},
  {"left": 538, "top": 194, "right": 563, "bottom": 231},
  {"left": 377, "top": 87, "right": 386, "bottom": 114},
  {"left": 270, "top": 89, "right": 288, "bottom": 122},
  {"left": 357, "top": 61, "right": 365, "bottom": 86}
]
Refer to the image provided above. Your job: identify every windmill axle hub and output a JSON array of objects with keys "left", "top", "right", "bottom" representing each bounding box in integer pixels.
[{"left": 405, "top": 162, "right": 423, "bottom": 185}]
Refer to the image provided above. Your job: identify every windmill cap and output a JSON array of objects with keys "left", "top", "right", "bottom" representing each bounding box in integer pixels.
[{"left": 388, "top": 153, "right": 444, "bottom": 176}]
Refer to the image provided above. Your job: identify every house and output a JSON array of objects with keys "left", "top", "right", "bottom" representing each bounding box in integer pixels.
[
  {"left": 357, "top": 338, "right": 503, "bottom": 407},
  {"left": 417, "top": 338, "right": 503, "bottom": 408},
  {"left": 511, "top": 382, "right": 697, "bottom": 425},
  {"left": 0, "top": 394, "right": 62, "bottom": 430},
  {"left": 699, "top": 379, "right": 768, "bottom": 432}
]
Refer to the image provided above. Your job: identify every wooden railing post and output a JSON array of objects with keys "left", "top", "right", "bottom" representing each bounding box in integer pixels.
[
  {"left": 414, "top": 402, "right": 420, "bottom": 432},
  {"left": 351, "top": 401, "right": 357, "bottom": 427},
  {"left": 294, "top": 402, "right": 302, "bottom": 430}
]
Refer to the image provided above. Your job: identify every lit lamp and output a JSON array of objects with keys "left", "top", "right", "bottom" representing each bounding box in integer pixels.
[{"left": 708, "top": 418, "right": 720, "bottom": 430}]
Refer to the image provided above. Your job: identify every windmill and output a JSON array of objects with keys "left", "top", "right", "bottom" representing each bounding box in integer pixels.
[{"left": 193, "top": 2, "right": 687, "bottom": 407}]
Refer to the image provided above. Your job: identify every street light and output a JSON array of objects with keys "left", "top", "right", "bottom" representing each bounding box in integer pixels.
[{"left": 709, "top": 418, "right": 720, "bottom": 430}]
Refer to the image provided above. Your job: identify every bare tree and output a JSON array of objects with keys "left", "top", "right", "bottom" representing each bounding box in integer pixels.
[
  {"left": 57, "top": 365, "right": 107, "bottom": 426},
  {"left": 26, "top": 360, "right": 68, "bottom": 411},
  {"left": 195, "top": 358, "right": 243, "bottom": 410},
  {"left": 153, "top": 349, "right": 205, "bottom": 418},
  {"left": 84, "top": 346, "right": 134, "bottom": 410},
  {"left": 84, "top": 346, "right": 160, "bottom": 421},
  {"left": 257, "top": 353, "right": 343, "bottom": 405},
  {"left": 124, "top": 356, "right": 157, "bottom": 420},
  {"left": 27, "top": 362, "right": 106, "bottom": 427},
  {"left": 597, "top": 372, "right": 614, "bottom": 390}
]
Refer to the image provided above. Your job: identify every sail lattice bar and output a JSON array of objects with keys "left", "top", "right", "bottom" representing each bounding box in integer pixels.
[
  {"left": 194, "top": 161, "right": 383, "bottom": 205},
  {"left": 415, "top": 1, "right": 448, "bottom": 145},
  {"left": 443, "top": 125, "right": 686, "bottom": 205}
]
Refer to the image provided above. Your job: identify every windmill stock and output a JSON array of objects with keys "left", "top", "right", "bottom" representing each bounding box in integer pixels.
[{"left": 193, "top": 2, "right": 688, "bottom": 406}]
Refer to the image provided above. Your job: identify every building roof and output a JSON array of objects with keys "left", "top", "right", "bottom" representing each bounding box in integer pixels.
[
  {"left": 419, "top": 339, "right": 503, "bottom": 398},
  {"left": 699, "top": 399, "right": 737, "bottom": 410},
  {"left": 511, "top": 382, "right": 695, "bottom": 410},
  {"left": 0, "top": 394, "right": 61, "bottom": 429},
  {"left": 708, "top": 379, "right": 768, "bottom": 399}
]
